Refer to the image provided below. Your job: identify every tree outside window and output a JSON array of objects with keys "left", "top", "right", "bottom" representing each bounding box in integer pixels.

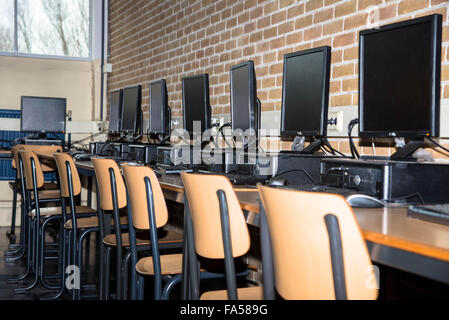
[{"left": 0, "top": 0, "right": 91, "bottom": 59}]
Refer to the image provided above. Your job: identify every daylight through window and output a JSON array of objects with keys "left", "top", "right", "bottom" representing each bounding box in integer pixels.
[{"left": 0, "top": 0, "right": 91, "bottom": 59}]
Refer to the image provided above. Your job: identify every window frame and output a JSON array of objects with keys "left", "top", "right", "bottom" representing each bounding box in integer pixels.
[{"left": 0, "top": 0, "right": 93, "bottom": 61}]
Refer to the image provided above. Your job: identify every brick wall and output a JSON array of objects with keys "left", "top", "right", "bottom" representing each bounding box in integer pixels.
[{"left": 107, "top": 0, "right": 449, "bottom": 157}]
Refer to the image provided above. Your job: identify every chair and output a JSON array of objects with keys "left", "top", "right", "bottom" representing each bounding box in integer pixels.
[
  {"left": 181, "top": 172, "right": 263, "bottom": 300},
  {"left": 258, "top": 185, "right": 378, "bottom": 300},
  {"left": 51, "top": 152, "right": 98, "bottom": 300},
  {"left": 91, "top": 158, "right": 182, "bottom": 300},
  {"left": 122, "top": 164, "right": 184, "bottom": 300},
  {"left": 5, "top": 145, "right": 59, "bottom": 254},
  {"left": 12, "top": 150, "right": 62, "bottom": 293}
]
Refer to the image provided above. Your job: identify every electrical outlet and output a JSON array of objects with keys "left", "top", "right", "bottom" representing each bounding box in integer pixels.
[{"left": 328, "top": 111, "right": 344, "bottom": 132}]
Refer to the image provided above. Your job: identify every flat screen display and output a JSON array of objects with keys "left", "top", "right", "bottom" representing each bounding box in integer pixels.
[
  {"left": 230, "top": 61, "right": 257, "bottom": 132},
  {"left": 149, "top": 80, "right": 167, "bottom": 134},
  {"left": 182, "top": 74, "right": 210, "bottom": 135},
  {"left": 109, "top": 90, "right": 122, "bottom": 132},
  {"left": 281, "top": 46, "right": 330, "bottom": 137},
  {"left": 359, "top": 15, "right": 441, "bottom": 137},
  {"left": 21, "top": 96, "right": 66, "bottom": 133},
  {"left": 121, "top": 85, "right": 141, "bottom": 132}
]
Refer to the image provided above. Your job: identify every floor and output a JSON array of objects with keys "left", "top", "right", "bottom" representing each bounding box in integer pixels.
[
  {"left": 2, "top": 225, "right": 449, "bottom": 300},
  {"left": 0, "top": 226, "right": 101, "bottom": 300}
]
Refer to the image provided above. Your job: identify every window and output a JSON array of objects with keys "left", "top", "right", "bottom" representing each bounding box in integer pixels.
[
  {"left": 0, "top": 0, "right": 14, "bottom": 52},
  {"left": 0, "top": 0, "right": 91, "bottom": 59}
]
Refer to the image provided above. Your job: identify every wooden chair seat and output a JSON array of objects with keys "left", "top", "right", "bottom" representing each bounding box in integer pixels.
[
  {"left": 102, "top": 229, "right": 183, "bottom": 247},
  {"left": 200, "top": 286, "right": 264, "bottom": 300},
  {"left": 65, "top": 215, "right": 127, "bottom": 230},
  {"left": 30, "top": 189, "right": 60, "bottom": 200},
  {"left": 9, "top": 181, "right": 58, "bottom": 193},
  {"left": 135, "top": 253, "right": 183, "bottom": 276},
  {"left": 29, "top": 206, "right": 96, "bottom": 218}
]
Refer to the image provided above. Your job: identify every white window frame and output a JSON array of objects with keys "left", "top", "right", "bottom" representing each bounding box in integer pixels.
[{"left": 0, "top": 0, "right": 93, "bottom": 61}]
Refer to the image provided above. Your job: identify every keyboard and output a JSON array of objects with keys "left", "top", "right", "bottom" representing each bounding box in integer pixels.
[
  {"left": 203, "top": 172, "right": 268, "bottom": 186},
  {"left": 408, "top": 204, "right": 449, "bottom": 226},
  {"left": 155, "top": 164, "right": 193, "bottom": 174},
  {"left": 276, "top": 184, "right": 361, "bottom": 197}
]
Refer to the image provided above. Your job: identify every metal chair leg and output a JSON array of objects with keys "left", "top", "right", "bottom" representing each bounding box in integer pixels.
[
  {"left": 41, "top": 223, "right": 67, "bottom": 300},
  {"left": 121, "top": 251, "right": 131, "bottom": 300},
  {"left": 104, "top": 246, "right": 112, "bottom": 300},
  {"left": 39, "top": 216, "right": 61, "bottom": 290},
  {"left": 161, "top": 274, "right": 183, "bottom": 300},
  {"left": 137, "top": 274, "right": 145, "bottom": 300},
  {"left": 14, "top": 217, "right": 39, "bottom": 293},
  {"left": 8, "top": 216, "right": 32, "bottom": 282},
  {"left": 76, "top": 228, "right": 98, "bottom": 300},
  {"left": 7, "top": 177, "right": 18, "bottom": 244}
]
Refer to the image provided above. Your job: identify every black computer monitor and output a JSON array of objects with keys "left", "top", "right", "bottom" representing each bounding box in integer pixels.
[
  {"left": 108, "top": 89, "right": 123, "bottom": 133},
  {"left": 359, "top": 14, "right": 442, "bottom": 159},
  {"left": 121, "top": 85, "right": 142, "bottom": 133},
  {"left": 182, "top": 74, "right": 211, "bottom": 136},
  {"left": 21, "top": 96, "right": 66, "bottom": 134},
  {"left": 230, "top": 61, "right": 259, "bottom": 134},
  {"left": 149, "top": 79, "right": 169, "bottom": 136},
  {"left": 281, "top": 46, "right": 331, "bottom": 138}
]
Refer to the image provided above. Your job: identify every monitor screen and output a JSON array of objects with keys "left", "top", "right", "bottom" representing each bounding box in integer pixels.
[
  {"left": 109, "top": 89, "right": 122, "bottom": 132},
  {"left": 359, "top": 14, "right": 441, "bottom": 138},
  {"left": 281, "top": 46, "right": 331, "bottom": 137},
  {"left": 182, "top": 74, "right": 210, "bottom": 135},
  {"left": 149, "top": 80, "right": 167, "bottom": 135},
  {"left": 121, "top": 85, "right": 142, "bottom": 133},
  {"left": 21, "top": 96, "right": 66, "bottom": 133},
  {"left": 230, "top": 61, "right": 257, "bottom": 132}
]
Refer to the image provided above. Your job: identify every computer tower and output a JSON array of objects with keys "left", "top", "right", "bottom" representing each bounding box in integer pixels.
[
  {"left": 270, "top": 152, "right": 338, "bottom": 185},
  {"left": 124, "top": 144, "right": 159, "bottom": 165},
  {"left": 320, "top": 158, "right": 449, "bottom": 204},
  {"left": 90, "top": 142, "right": 122, "bottom": 157}
]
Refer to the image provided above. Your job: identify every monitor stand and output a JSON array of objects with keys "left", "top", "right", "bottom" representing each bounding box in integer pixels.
[
  {"left": 359, "top": 138, "right": 424, "bottom": 162},
  {"left": 280, "top": 136, "right": 327, "bottom": 155},
  {"left": 25, "top": 133, "right": 48, "bottom": 140}
]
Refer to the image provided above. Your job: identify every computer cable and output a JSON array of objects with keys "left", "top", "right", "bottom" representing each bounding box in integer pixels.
[
  {"left": 386, "top": 192, "right": 424, "bottom": 205},
  {"left": 217, "top": 122, "right": 233, "bottom": 149},
  {"left": 271, "top": 169, "right": 317, "bottom": 184},
  {"left": 426, "top": 137, "right": 449, "bottom": 157},
  {"left": 348, "top": 118, "right": 360, "bottom": 159},
  {"left": 70, "top": 129, "right": 108, "bottom": 147},
  {"left": 322, "top": 138, "right": 348, "bottom": 158}
]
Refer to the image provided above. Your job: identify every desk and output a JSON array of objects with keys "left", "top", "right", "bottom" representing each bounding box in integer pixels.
[{"left": 35, "top": 152, "right": 449, "bottom": 294}]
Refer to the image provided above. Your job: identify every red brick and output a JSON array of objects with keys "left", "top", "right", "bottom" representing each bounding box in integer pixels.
[
  {"left": 335, "top": 0, "right": 357, "bottom": 18},
  {"left": 323, "top": 19, "right": 343, "bottom": 36},
  {"left": 314, "top": 8, "right": 334, "bottom": 24},
  {"left": 305, "top": 0, "right": 324, "bottom": 12},
  {"left": 333, "top": 32, "right": 355, "bottom": 47},
  {"left": 398, "top": 0, "right": 428, "bottom": 15},
  {"left": 304, "top": 26, "right": 322, "bottom": 41},
  {"left": 332, "top": 63, "right": 355, "bottom": 78}
]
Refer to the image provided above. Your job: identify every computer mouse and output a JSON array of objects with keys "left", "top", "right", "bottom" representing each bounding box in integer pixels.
[
  {"left": 346, "top": 194, "right": 386, "bottom": 208},
  {"left": 268, "top": 177, "right": 286, "bottom": 187}
]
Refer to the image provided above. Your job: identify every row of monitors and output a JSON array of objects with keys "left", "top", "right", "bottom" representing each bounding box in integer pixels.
[
  {"left": 109, "top": 14, "right": 442, "bottom": 140},
  {"left": 287, "top": 14, "right": 442, "bottom": 139},
  {"left": 109, "top": 60, "right": 258, "bottom": 136}
]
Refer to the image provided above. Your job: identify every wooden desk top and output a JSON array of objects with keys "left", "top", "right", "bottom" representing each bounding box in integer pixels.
[{"left": 34, "top": 151, "right": 449, "bottom": 264}]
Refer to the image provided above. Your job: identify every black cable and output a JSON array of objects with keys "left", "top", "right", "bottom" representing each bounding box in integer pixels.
[
  {"left": 322, "top": 138, "right": 348, "bottom": 158},
  {"left": 426, "top": 137, "right": 449, "bottom": 156},
  {"left": 217, "top": 122, "right": 233, "bottom": 149},
  {"left": 70, "top": 129, "right": 108, "bottom": 147},
  {"left": 272, "top": 169, "right": 317, "bottom": 184},
  {"left": 348, "top": 119, "right": 360, "bottom": 159},
  {"left": 387, "top": 192, "right": 424, "bottom": 205}
]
